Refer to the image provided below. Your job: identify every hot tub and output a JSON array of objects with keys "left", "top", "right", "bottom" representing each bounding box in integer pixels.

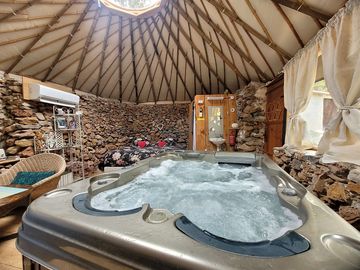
[{"left": 17, "top": 152, "right": 360, "bottom": 270}]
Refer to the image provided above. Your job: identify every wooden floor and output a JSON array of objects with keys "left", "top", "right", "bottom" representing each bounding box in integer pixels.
[{"left": 0, "top": 208, "right": 24, "bottom": 270}]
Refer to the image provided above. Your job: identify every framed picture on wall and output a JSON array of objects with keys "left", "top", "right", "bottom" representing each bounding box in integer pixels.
[
  {"left": 56, "top": 117, "right": 67, "bottom": 129},
  {"left": 67, "top": 116, "right": 77, "bottom": 129}
]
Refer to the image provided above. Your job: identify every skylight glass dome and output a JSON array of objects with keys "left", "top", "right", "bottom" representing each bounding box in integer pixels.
[{"left": 100, "top": 0, "right": 163, "bottom": 17}]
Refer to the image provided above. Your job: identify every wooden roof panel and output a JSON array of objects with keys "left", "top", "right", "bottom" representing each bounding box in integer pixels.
[{"left": 0, "top": 0, "right": 347, "bottom": 103}]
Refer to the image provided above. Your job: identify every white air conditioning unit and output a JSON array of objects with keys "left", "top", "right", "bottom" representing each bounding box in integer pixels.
[{"left": 28, "top": 83, "right": 80, "bottom": 108}]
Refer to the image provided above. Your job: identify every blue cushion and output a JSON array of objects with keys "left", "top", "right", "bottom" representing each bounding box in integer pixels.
[{"left": 11, "top": 171, "right": 55, "bottom": 185}]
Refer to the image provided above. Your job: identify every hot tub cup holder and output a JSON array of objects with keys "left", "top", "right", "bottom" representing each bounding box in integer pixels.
[
  {"left": 88, "top": 173, "right": 121, "bottom": 190},
  {"left": 144, "top": 208, "right": 174, "bottom": 224},
  {"left": 321, "top": 234, "right": 360, "bottom": 267}
]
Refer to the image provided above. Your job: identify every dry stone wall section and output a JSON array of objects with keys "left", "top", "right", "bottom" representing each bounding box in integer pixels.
[
  {"left": 273, "top": 146, "right": 360, "bottom": 229},
  {"left": 235, "top": 82, "right": 266, "bottom": 153},
  {"left": 0, "top": 75, "right": 189, "bottom": 176}
]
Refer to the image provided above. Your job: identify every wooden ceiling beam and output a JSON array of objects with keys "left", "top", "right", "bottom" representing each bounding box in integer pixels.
[
  {"left": 124, "top": 17, "right": 155, "bottom": 100},
  {"left": 172, "top": 2, "right": 249, "bottom": 83},
  {"left": 137, "top": 17, "right": 165, "bottom": 101},
  {"left": 187, "top": 1, "right": 213, "bottom": 92},
  {"left": 72, "top": 8, "right": 100, "bottom": 91},
  {"left": 5, "top": 0, "right": 74, "bottom": 73},
  {"left": 157, "top": 6, "right": 174, "bottom": 101},
  {"left": 129, "top": 19, "right": 139, "bottom": 104},
  {"left": 160, "top": 12, "right": 213, "bottom": 94},
  {"left": 272, "top": 1, "right": 304, "bottom": 47},
  {"left": 271, "top": 0, "right": 331, "bottom": 22},
  {"left": 214, "top": 1, "right": 250, "bottom": 82},
  {"left": 98, "top": 17, "right": 121, "bottom": 99},
  {"left": 244, "top": 0, "right": 285, "bottom": 65},
  {"left": 42, "top": 1, "right": 93, "bottom": 81},
  {"left": 223, "top": 0, "right": 274, "bottom": 79},
  {"left": 138, "top": 18, "right": 157, "bottom": 103},
  {"left": 151, "top": 16, "right": 192, "bottom": 100},
  {"left": 205, "top": 0, "right": 291, "bottom": 60},
  {"left": 167, "top": 9, "right": 228, "bottom": 92},
  {"left": 162, "top": 10, "right": 228, "bottom": 93},
  {"left": 118, "top": 17, "right": 123, "bottom": 101},
  {"left": 199, "top": 0, "right": 241, "bottom": 89},
  {"left": 95, "top": 14, "right": 112, "bottom": 96},
  {"left": 0, "top": 0, "right": 40, "bottom": 23},
  {"left": 97, "top": 54, "right": 119, "bottom": 97},
  {"left": 144, "top": 17, "right": 175, "bottom": 103}
]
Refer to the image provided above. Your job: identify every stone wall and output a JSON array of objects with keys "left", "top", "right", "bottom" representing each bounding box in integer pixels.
[
  {"left": 235, "top": 82, "right": 266, "bottom": 152},
  {"left": 0, "top": 76, "right": 53, "bottom": 160},
  {"left": 273, "top": 146, "right": 360, "bottom": 229},
  {"left": 79, "top": 94, "right": 189, "bottom": 174},
  {"left": 0, "top": 74, "right": 189, "bottom": 176}
]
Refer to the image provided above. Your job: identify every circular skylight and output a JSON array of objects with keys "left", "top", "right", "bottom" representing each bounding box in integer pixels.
[
  {"left": 111, "top": 0, "right": 161, "bottom": 10},
  {"left": 100, "top": 0, "right": 163, "bottom": 16}
]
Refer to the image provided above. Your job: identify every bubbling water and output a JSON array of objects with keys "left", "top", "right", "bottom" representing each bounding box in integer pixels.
[{"left": 91, "top": 160, "right": 302, "bottom": 242}]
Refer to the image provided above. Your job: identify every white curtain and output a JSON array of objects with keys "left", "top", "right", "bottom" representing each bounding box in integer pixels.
[
  {"left": 317, "top": 1, "right": 360, "bottom": 165},
  {"left": 283, "top": 47, "right": 319, "bottom": 149}
]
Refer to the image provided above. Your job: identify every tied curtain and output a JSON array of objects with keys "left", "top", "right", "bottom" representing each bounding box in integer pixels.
[
  {"left": 317, "top": 2, "right": 360, "bottom": 165},
  {"left": 283, "top": 48, "right": 318, "bottom": 149}
]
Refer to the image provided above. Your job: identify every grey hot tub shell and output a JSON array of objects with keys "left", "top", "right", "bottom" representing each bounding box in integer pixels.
[{"left": 17, "top": 152, "right": 360, "bottom": 270}]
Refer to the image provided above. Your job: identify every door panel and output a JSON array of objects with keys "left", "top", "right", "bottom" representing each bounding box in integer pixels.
[{"left": 265, "top": 78, "right": 286, "bottom": 158}]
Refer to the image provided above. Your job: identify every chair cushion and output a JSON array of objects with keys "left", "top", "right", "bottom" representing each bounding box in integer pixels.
[{"left": 11, "top": 171, "right": 55, "bottom": 185}]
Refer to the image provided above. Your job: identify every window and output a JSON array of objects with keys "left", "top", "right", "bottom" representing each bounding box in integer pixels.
[
  {"left": 300, "top": 80, "right": 336, "bottom": 149},
  {"left": 99, "top": 0, "right": 163, "bottom": 16}
]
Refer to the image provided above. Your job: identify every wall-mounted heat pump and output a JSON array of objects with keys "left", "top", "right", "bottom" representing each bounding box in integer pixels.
[{"left": 28, "top": 83, "right": 80, "bottom": 107}]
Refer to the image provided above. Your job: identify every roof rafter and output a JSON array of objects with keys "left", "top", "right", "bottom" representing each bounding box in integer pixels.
[
  {"left": 205, "top": 0, "right": 291, "bottom": 60},
  {"left": 144, "top": 17, "right": 175, "bottom": 103},
  {"left": 244, "top": 0, "right": 285, "bottom": 65},
  {"left": 0, "top": 0, "right": 40, "bottom": 23},
  {"left": 5, "top": 0, "right": 75, "bottom": 73},
  {"left": 172, "top": 1, "right": 249, "bottom": 84},
  {"left": 129, "top": 18, "right": 139, "bottom": 103},
  {"left": 159, "top": 12, "right": 211, "bottom": 94},
  {"left": 95, "top": 13, "right": 112, "bottom": 96},
  {"left": 151, "top": 16, "right": 192, "bottom": 100},
  {"left": 42, "top": 0, "right": 93, "bottom": 81},
  {"left": 272, "top": 0, "right": 331, "bottom": 22},
  {"left": 138, "top": 18, "right": 157, "bottom": 103},
  {"left": 72, "top": 7, "right": 100, "bottom": 91}
]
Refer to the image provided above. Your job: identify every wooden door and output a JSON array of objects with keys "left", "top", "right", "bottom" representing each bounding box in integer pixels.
[{"left": 265, "top": 77, "right": 286, "bottom": 158}]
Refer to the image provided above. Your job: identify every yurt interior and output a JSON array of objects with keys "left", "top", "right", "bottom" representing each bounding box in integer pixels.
[{"left": 0, "top": 0, "right": 360, "bottom": 269}]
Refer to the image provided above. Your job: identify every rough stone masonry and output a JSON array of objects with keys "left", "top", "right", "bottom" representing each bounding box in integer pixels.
[
  {"left": 273, "top": 146, "right": 360, "bottom": 229},
  {"left": 0, "top": 74, "right": 189, "bottom": 176}
]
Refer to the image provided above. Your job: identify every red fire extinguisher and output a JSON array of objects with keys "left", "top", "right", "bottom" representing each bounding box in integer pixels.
[{"left": 229, "top": 130, "right": 235, "bottom": 146}]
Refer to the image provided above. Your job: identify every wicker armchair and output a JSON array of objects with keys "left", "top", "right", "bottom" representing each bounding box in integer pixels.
[{"left": 0, "top": 153, "right": 66, "bottom": 199}]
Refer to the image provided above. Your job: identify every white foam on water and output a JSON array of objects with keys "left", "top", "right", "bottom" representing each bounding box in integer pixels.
[{"left": 91, "top": 160, "right": 303, "bottom": 242}]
